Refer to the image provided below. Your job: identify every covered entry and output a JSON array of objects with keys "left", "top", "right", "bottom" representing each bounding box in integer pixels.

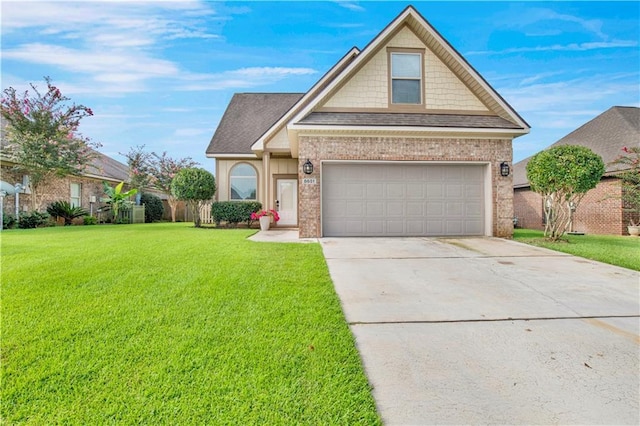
[{"left": 322, "top": 162, "right": 486, "bottom": 237}]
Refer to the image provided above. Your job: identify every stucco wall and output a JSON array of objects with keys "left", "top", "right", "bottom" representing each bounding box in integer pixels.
[
  {"left": 322, "top": 26, "right": 487, "bottom": 111},
  {"left": 297, "top": 135, "right": 513, "bottom": 238},
  {"left": 513, "top": 178, "right": 626, "bottom": 235}
]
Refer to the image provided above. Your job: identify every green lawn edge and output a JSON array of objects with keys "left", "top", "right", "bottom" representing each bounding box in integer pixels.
[{"left": 513, "top": 228, "right": 640, "bottom": 271}]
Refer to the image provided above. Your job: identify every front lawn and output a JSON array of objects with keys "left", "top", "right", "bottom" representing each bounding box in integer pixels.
[
  {"left": 513, "top": 229, "right": 640, "bottom": 271},
  {"left": 1, "top": 223, "right": 380, "bottom": 424}
]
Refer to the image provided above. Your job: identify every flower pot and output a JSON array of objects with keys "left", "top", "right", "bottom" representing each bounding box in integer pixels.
[
  {"left": 259, "top": 215, "right": 270, "bottom": 231},
  {"left": 628, "top": 225, "right": 640, "bottom": 237}
]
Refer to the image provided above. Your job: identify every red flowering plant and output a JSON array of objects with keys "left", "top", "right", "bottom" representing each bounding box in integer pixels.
[{"left": 251, "top": 209, "right": 280, "bottom": 222}]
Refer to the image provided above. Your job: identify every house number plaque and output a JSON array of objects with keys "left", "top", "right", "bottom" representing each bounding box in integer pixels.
[{"left": 302, "top": 178, "right": 317, "bottom": 185}]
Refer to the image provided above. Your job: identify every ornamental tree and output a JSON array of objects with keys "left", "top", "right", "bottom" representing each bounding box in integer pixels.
[
  {"left": 609, "top": 146, "right": 640, "bottom": 226},
  {"left": 1, "top": 77, "right": 100, "bottom": 211},
  {"left": 150, "top": 151, "right": 198, "bottom": 222},
  {"left": 121, "top": 145, "right": 155, "bottom": 197},
  {"left": 526, "top": 145, "right": 605, "bottom": 240},
  {"left": 171, "top": 167, "right": 216, "bottom": 227}
]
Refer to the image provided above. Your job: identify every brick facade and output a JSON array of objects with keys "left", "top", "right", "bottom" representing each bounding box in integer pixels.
[
  {"left": 514, "top": 177, "right": 627, "bottom": 235},
  {"left": 297, "top": 135, "right": 513, "bottom": 238},
  {"left": 1, "top": 165, "right": 111, "bottom": 214}
]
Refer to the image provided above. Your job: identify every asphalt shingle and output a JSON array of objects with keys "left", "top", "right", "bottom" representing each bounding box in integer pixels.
[
  {"left": 206, "top": 93, "right": 304, "bottom": 155},
  {"left": 513, "top": 106, "right": 640, "bottom": 188},
  {"left": 297, "top": 112, "right": 523, "bottom": 129}
]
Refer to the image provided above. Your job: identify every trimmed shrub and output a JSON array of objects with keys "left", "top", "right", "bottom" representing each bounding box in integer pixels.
[
  {"left": 3, "top": 213, "right": 16, "bottom": 229},
  {"left": 18, "top": 211, "right": 50, "bottom": 229},
  {"left": 140, "top": 193, "right": 164, "bottom": 223},
  {"left": 83, "top": 215, "right": 98, "bottom": 225},
  {"left": 211, "top": 201, "right": 262, "bottom": 227}
]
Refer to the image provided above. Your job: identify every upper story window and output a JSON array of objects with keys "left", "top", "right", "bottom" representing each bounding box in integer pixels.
[
  {"left": 390, "top": 52, "right": 422, "bottom": 105},
  {"left": 230, "top": 163, "right": 257, "bottom": 200}
]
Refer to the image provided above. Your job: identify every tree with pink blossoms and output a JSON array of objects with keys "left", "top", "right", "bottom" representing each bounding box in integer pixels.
[
  {"left": 1, "top": 77, "right": 100, "bottom": 211},
  {"left": 151, "top": 151, "right": 198, "bottom": 222}
]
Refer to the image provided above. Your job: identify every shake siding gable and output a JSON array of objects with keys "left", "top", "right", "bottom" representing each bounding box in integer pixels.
[{"left": 321, "top": 26, "right": 488, "bottom": 112}]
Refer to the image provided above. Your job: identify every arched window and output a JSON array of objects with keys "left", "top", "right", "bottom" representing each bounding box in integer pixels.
[{"left": 230, "top": 163, "right": 257, "bottom": 200}]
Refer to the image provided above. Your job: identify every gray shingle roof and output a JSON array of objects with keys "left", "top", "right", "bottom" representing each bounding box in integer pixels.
[
  {"left": 297, "top": 112, "right": 523, "bottom": 129},
  {"left": 85, "top": 150, "right": 130, "bottom": 182},
  {"left": 206, "top": 93, "right": 304, "bottom": 155},
  {"left": 513, "top": 106, "right": 640, "bottom": 188}
]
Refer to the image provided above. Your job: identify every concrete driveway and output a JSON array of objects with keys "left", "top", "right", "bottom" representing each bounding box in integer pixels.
[{"left": 320, "top": 237, "right": 639, "bottom": 425}]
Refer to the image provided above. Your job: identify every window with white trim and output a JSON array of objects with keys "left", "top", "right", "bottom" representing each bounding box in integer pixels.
[
  {"left": 391, "top": 52, "right": 422, "bottom": 104},
  {"left": 230, "top": 163, "right": 257, "bottom": 200},
  {"left": 70, "top": 183, "right": 82, "bottom": 207}
]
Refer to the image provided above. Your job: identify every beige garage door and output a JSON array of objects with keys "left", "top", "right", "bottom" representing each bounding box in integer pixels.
[{"left": 322, "top": 163, "right": 485, "bottom": 237}]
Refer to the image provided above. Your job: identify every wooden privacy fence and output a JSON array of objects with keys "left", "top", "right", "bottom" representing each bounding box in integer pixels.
[{"left": 176, "top": 200, "right": 215, "bottom": 224}]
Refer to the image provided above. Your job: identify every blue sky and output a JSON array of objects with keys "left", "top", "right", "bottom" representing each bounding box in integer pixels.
[{"left": 2, "top": 1, "right": 639, "bottom": 169}]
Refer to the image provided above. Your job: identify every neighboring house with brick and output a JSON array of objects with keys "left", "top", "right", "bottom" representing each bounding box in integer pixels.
[
  {"left": 513, "top": 106, "right": 640, "bottom": 235},
  {"left": 206, "top": 5, "right": 530, "bottom": 238},
  {"left": 1, "top": 148, "right": 130, "bottom": 215}
]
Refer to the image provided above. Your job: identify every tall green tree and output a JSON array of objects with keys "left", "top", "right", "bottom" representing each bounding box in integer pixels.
[
  {"left": 526, "top": 145, "right": 605, "bottom": 240},
  {"left": 171, "top": 168, "right": 216, "bottom": 228},
  {"left": 1, "top": 77, "right": 100, "bottom": 211}
]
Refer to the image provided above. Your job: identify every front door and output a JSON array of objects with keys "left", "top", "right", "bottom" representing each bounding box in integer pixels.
[{"left": 276, "top": 179, "right": 298, "bottom": 227}]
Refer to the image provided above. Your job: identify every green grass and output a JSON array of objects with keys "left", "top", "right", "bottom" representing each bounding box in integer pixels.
[
  {"left": 1, "top": 223, "right": 380, "bottom": 424},
  {"left": 513, "top": 229, "right": 640, "bottom": 271}
]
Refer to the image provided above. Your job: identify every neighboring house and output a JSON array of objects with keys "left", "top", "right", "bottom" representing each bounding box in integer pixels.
[
  {"left": 513, "top": 106, "right": 640, "bottom": 235},
  {"left": 1, "top": 148, "right": 130, "bottom": 214},
  {"left": 206, "top": 5, "right": 530, "bottom": 238}
]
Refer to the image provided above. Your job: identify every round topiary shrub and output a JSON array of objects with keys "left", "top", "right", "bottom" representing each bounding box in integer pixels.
[{"left": 140, "top": 192, "right": 164, "bottom": 223}]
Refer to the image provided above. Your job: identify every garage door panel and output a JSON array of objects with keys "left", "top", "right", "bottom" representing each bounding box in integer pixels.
[
  {"left": 345, "top": 201, "right": 364, "bottom": 217},
  {"left": 386, "top": 220, "right": 404, "bottom": 234},
  {"left": 387, "top": 202, "right": 404, "bottom": 216},
  {"left": 323, "top": 163, "right": 484, "bottom": 237},
  {"left": 346, "top": 183, "right": 365, "bottom": 198},
  {"left": 387, "top": 183, "right": 405, "bottom": 198},
  {"left": 406, "top": 202, "right": 424, "bottom": 216},
  {"left": 427, "top": 183, "right": 444, "bottom": 197}
]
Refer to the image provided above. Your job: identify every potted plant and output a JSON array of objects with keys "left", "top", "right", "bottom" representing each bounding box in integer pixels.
[
  {"left": 610, "top": 146, "right": 640, "bottom": 236},
  {"left": 251, "top": 209, "right": 280, "bottom": 231}
]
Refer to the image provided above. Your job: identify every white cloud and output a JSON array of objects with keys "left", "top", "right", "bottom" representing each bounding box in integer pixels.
[
  {"left": 180, "top": 67, "right": 318, "bottom": 91},
  {"left": 466, "top": 39, "right": 638, "bottom": 56},
  {"left": 3, "top": 42, "right": 179, "bottom": 79},
  {"left": 333, "top": 1, "right": 365, "bottom": 12}
]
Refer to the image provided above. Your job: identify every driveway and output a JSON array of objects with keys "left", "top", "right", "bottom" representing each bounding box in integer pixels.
[{"left": 320, "top": 237, "right": 639, "bottom": 425}]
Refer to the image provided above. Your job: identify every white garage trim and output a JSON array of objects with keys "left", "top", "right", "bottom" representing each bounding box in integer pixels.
[{"left": 321, "top": 160, "right": 492, "bottom": 237}]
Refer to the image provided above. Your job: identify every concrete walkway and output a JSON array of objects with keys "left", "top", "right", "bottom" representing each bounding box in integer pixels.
[{"left": 321, "top": 237, "right": 639, "bottom": 425}]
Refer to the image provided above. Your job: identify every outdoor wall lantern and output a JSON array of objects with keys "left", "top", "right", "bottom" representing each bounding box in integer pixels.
[
  {"left": 500, "top": 161, "right": 510, "bottom": 177},
  {"left": 303, "top": 159, "right": 314, "bottom": 175}
]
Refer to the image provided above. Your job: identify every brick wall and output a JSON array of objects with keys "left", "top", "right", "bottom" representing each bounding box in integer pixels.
[
  {"left": 1, "top": 165, "right": 138, "bottom": 218},
  {"left": 298, "top": 135, "right": 513, "bottom": 238},
  {"left": 513, "top": 178, "right": 626, "bottom": 235}
]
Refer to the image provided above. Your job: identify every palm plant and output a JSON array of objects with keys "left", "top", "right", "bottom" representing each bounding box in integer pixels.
[{"left": 46, "top": 200, "right": 88, "bottom": 226}]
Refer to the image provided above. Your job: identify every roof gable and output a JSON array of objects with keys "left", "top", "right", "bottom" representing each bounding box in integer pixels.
[
  {"left": 320, "top": 24, "right": 488, "bottom": 113},
  {"left": 289, "top": 5, "right": 529, "bottom": 130},
  {"left": 513, "top": 106, "right": 640, "bottom": 188}
]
